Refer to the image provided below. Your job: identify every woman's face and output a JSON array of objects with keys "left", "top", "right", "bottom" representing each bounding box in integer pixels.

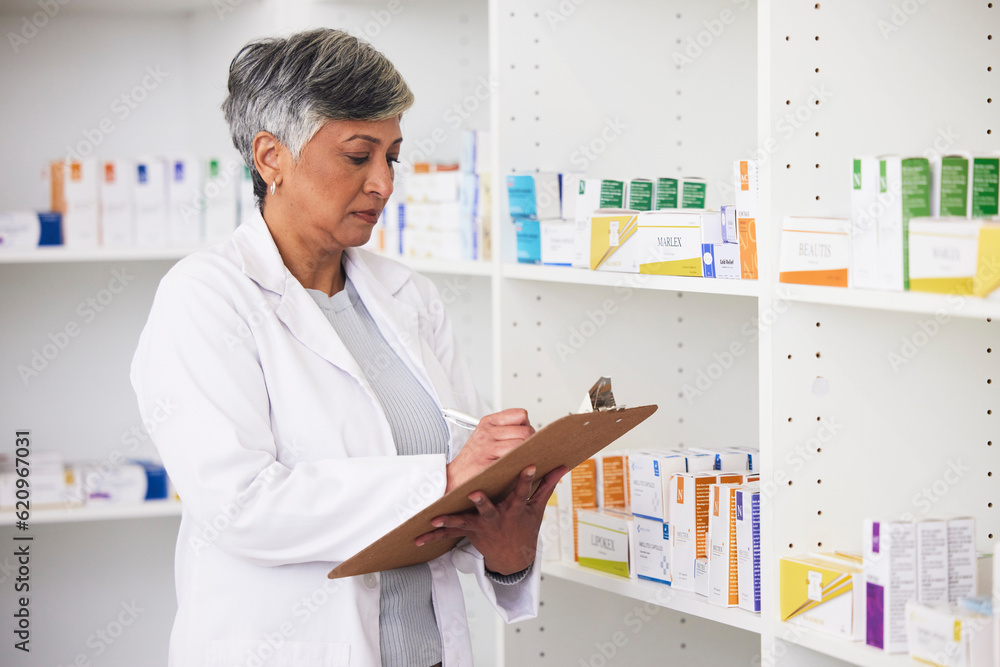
[{"left": 281, "top": 116, "right": 402, "bottom": 251}]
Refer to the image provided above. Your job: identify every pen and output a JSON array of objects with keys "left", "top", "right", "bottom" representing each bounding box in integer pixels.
[{"left": 441, "top": 408, "right": 480, "bottom": 430}]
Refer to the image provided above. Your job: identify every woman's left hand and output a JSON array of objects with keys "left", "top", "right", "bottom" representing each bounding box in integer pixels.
[{"left": 414, "top": 464, "right": 568, "bottom": 575}]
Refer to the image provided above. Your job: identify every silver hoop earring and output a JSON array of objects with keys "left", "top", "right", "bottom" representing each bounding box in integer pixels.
[{"left": 270, "top": 181, "right": 276, "bottom": 196}]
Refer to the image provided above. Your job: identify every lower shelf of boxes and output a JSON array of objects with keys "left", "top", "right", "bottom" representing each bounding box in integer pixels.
[
  {"left": 540, "top": 560, "right": 762, "bottom": 634},
  {"left": 0, "top": 499, "right": 182, "bottom": 526}
]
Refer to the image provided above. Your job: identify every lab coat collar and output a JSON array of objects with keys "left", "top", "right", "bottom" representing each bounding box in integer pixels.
[
  {"left": 232, "top": 210, "right": 411, "bottom": 300},
  {"left": 231, "top": 210, "right": 435, "bottom": 406}
]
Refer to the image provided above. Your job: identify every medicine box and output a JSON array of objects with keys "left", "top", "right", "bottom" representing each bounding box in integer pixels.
[
  {"left": 908, "top": 218, "right": 980, "bottom": 295},
  {"left": 540, "top": 219, "right": 576, "bottom": 266},
  {"left": 736, "top": 485, "right": 761, "bottom": 612},
  {"left": 734, "top": 160, "right": 759, "bottom": 279},
  {"left": 948, "top": 518, "right": 977, "bottom": 604},
  {"left": 878, "top": 155, "right": 932, "bottom": 291},
  {"left": 905, "top": 600, "right": 993, "bottom": 667},
  {"left": 708, "top": 483, "right": 740, "bottom": 607},
  {"left": 864, "top": 519, "right": 918, "bottom": 653},
  {"left": 100, "top": 159, "right": 135, "bottom": 247},
  {"left": 780, "top": 554, "right": 864, "bottom": 640},
  {"left": 681, "top": 178, "right": 707, "bottom": 209},
  {"left": 506, "top": 173, "right": 561, "bottom": 220},
  {"left": 556, "top": 459, "right": 598, "bottom": 562},
  {"left": 917, "top": 520, "right": 949, "bottom": 604},
  {"left": 779, "top": 216, "right": 851, "bottom": 287},
  {"left": 971, "top": 155, "right": 999, "bottom": 218},
  {"left": 577, "top": 508, "right": 632, "bottom": 578},
  {"left": 631, "top": 516, "right": 671, "bottom": 585},
  {"left": 851, "top": 156, "right": 880, "bottom": 289},
  {"left": 628, "top": 450, "right": 685, "bottom": 522}
]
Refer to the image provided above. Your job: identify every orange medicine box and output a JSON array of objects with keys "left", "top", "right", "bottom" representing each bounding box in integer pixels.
[
  {"left": 669, "top": 471, "right": 718, "bottom": 591},
  {"left": 556, "top": 459, "right": 598, "bottom": 562},
  {"left": 595, "top": 452, "right": 629, "bottom": 509},
  {"left": 779, "top": 216, "right": 851, "bottom": 287}
]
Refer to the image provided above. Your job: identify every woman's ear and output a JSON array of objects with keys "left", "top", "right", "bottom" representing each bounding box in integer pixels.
[{"left": 252, "top": 131, "right": 283, "bottom": 189}]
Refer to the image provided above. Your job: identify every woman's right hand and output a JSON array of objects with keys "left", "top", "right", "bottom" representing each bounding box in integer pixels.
[{"left": 445, "top": 408, "right": 535, "bottom": 493}]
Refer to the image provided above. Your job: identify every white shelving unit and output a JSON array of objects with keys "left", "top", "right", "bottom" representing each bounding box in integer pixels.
[
  {"left": 0, "top": 500, "right": 182, "bottom": 526},
  {"left": 1, "top": 1, "right": 996, "bottom": 666},
  {"left": 540, "top": 561, "right": 762, "bottom": 634}
]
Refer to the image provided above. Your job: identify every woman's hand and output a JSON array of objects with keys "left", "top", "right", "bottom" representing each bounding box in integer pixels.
[
  {"left": 415, "top": 464, "right": 568, "bottom": 575},
  {"left": 445, "top": 408, "right": 535, "bottom": 494}
]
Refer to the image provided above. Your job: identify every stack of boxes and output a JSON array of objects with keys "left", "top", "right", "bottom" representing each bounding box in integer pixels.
[
  {"left": 366, "top": 130, "right": 491, "bottom": 262},
  {"left": 782, "top": 151, "right": 1000, "bottom": 298},
  {"left": 777, "top": 516, "right": 988, "bottom": 663},
  {"left": 507, "top": 163, "right": 755, "bottom": 280},
  {"left": 545, "top": 444, "right": 761, "bottom": 614}
]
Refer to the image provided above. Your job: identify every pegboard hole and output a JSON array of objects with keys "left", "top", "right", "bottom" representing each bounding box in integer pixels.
[
  {"left": 788, "top": 417, "right": 793, "bottom": 422},
  {"left": 817, "top": 416, "right": 821, "bottom": 421},
  {"left": 815, "top": 67, "right": 820, "bottom": 73},
  {"left": 515, "top": 627, "right": 521, "bottom": 633},
  {"left": 989, "top": 409, "right": 994, "bottom": 415},
  {"left": 989, "top": 348, "right": 993, "bottom": 353},
  {"left": 815, "top": 195, "right": 821, "bottom": 200},
  {"left": 817, "top": 479, "right": 823, "bottom": 484},
  {"left": 815, "top": 131, "right": 821, "bottom": 137},
  {"left": 789, "top": 543, "right": 794, "bottom": 549},
  {"left": 786, "top": 100, "right": 791, "bottom": 105},
  {"left": 817, "top": 510, "right": 823, "bottom": 515},
  {"left": 816, "top": 321, "right": 821, "bottom": 327},
  {"left": 816, "top": 351, "right": 822, "bottom": 358},
  {"left": 990, "top": 440, "right": 994, "bottom": 446},
  {"left": 817, "top": 447, "right": 822, "bottom": 453},
  {"left": 788, "top": 354, "right": 793, "bottom": 359},
  {"left": 786, "top": 164, "right": 791, "bottom": 169},
  {"left": 512, "top": 372, "right": 518, "bottom": 378},
  {"left": 989, "top": 98, "right": 994, "bottom": 104},
  {"left": 989, "top": 471, "right": 993, "bottom": 477},
  {"left": 680, "top": 644, "right": 687, "bottom": 650},
  {"left": 991, "top": 534, "right": 995, "bottom": 539},
  {"left": 788, "top": 480, "right": 793, "bottom": 486},
  {"left": 539, "top": 626, "right": 545, "bottom": 632},
  {"left": 817, "top": 542, "right": 823, "bottom": 547},
  {"left": 990, "top": 502, "right": 994, "bottom": 508},
  {"left": 815, "top": 163, "right": 821, "bottom": 169},
  {"left": 678, "top": 316, "right": 683, "bottom": 323},
  {"left": 785, "top": 35, "right": 790, "bottom": 41},
  {"left": 815, "top": 2, "right": 821, "bottom": 7},
  {"left": 989, "top": 379, "right": 993, "bottom": 384}
]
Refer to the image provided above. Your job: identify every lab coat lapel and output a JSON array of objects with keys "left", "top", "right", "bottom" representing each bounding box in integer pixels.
[
  {"left": 232, "top": 212, "right": 368, "bottom": 382},
  {"left": 343, "top": 249, "right": 442, "bottom": 405}
]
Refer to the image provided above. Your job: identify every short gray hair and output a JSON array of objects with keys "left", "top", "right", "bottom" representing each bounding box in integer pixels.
[{"left": 222, "top": 28, "right": 414, "bottom": 209}]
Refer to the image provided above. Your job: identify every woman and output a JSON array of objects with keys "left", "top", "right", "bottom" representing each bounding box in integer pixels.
[{"left": 131, "top": 28, "right": 563, "bottom": 667}]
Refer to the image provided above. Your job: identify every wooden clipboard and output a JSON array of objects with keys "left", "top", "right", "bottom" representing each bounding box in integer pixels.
[{"left": 328, "top": 404, "right": 657, "bottom": 579}]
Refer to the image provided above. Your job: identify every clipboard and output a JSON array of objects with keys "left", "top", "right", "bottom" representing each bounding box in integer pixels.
[{"left": 328, "top": 404, "right": 657, "bottom": 579}]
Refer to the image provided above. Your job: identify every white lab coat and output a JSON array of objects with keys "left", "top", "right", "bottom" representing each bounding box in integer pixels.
[{"left": 131, "top": 211, "right": 540, "bottom": 667}]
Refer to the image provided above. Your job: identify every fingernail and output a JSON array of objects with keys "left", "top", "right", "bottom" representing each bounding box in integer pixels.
[
  {"left": 471, "top": 495, "right": 482, "bottom": 503},
  {"left": 431, "top": 519, "right": 443, "bottom": 527},
  {"left": 526, "top": 466, "right": 536, "bottom": 477}
]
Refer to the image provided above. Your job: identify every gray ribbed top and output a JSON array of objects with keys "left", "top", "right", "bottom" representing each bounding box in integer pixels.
[{"left": 307, "top": 278, "right": 448, "bottom": 667}]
